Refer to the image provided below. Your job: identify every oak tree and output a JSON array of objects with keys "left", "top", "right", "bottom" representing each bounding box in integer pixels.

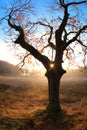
[{"left": 0, "top": 0, "right": 87, "bottom": 115}]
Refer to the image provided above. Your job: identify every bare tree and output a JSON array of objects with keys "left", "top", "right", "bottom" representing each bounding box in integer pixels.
[{"left": 0, "top": 0, "right": 87, "bottom": 115}]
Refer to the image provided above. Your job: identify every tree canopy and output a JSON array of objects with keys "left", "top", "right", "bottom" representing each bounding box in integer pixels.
[
  {"left": 0, "top": 0, "right": 87, "bottom": 115},
  {"left": 0, "top": 0, "right": 87, "bottom": 69}
]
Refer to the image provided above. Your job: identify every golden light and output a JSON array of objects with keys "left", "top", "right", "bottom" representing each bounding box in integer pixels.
[
  {"left": 50, "top": 62, "right": 54, "bottom": 69},
  {"left": 0, "top": 43, "right": 19, "bottom": 65}
]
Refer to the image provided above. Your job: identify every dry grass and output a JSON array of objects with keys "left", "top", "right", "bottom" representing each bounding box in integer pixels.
[{"left": 0, "top": 70, "right": 87, "bottom": 130}]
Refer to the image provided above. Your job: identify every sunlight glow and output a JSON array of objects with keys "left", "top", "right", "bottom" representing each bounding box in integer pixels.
[
  {"left": 0, "top": 42, "right": 19, "bottom": 65},
  {"left": 50, "top": 63, "right": 54, "bottom": 69},
  {"left": 0, "top": 40, "right": 86, "bottom": 71}
]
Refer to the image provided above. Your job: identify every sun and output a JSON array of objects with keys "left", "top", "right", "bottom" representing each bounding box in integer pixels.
[{"left": 50, "top": 62, "right": 55, "bottom": 69}]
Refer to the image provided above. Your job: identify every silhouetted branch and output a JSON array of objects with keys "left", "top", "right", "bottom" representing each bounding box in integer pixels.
[
  {"left": 34, "top": 21, "right": 56, "bottom": 50},
  {"left": 65, "top": 25, "right": 87, "bottom": 48},
  {"left": 55, "top": 5, "right": 69, "bottom": 40},
  {"left": 59, "top": 0, "right": 65, "bottom": 7},
  {"left": 17, "top": 53, "right": 30, "bottom": 68},
  {"left": 65, "top": 46, "right": 75, "bottom": 59},
  {"left": 76, "top": 39, "right": 87, "bottom": 48},
  {"left": 7, "top": 13, "right": 50, "bottom": 70},
  {"left": 66, "top": 0, "right": 87, "bottom": 7}
]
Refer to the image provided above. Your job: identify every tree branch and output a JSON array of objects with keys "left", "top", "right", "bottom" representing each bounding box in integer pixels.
[
  {"left": 34, "top": 21, "right": 56, "bottom": 50},
  {"left": 55, "top": 0, "right": 87, "bottom": 42},
  {"left": 55, "top": 5, "right": 69, "bottom": 40},
  {"left": 76, "top": 39, "right": 87, "bottom": 48},
  {"left": 17, "top": 53, "right": 30, "bottom": 68},
  {"left": 66, "top": 0, "right": 87, "bottom": 7},
  {"left": 7, "top": 14, "right": 50, "bottom": 70},
  {"left": 59, "top": 0, "right": 65, "bottom": 7},
  {"left": 64, "top": 25, "right": 87, "bottom": 48}
]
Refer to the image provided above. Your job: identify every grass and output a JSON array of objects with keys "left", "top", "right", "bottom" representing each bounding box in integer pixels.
[{"left": 0, "top": 70, "right": 87, "bottom": 130}]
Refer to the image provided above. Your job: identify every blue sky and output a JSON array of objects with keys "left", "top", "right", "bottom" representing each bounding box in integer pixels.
[
  {"left": 0, "top": 0, "right": 52, "bottom": 64},
  {"left": 0, "top": 0, "right": 87, "bottom": 40},
  {"left": 0, "top": 0, "right": 87, "bottom": 23},
  {"left": 0, "top": 0, "right": 87, "bottom": 24},
  {"left": 0, "top": 0, "right": 52, "bottom": 35},
  {"left": 0, "top": 0, "right": 87, "bottom": 66}
]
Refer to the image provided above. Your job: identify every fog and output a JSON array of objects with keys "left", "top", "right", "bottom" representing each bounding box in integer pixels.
[{"left": 0, "top": 61, "right": 87, "bottom": 95}]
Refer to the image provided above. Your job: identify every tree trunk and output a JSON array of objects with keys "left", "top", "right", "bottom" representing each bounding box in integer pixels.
[{"left": 45, "top": 68, "right": 65, "bottom": 115}]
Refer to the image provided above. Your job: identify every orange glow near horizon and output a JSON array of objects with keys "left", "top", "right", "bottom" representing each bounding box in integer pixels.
[
  {"left": 0, "top": 41, "right": 85, "bottom": 71},
  {"left": 0, "top": 43, "right": 19, "bottom": 65}
]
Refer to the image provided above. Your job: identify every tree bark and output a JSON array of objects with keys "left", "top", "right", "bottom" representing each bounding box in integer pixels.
[{"left": 45, "top": 68, "right": 66, "bottom": 115}]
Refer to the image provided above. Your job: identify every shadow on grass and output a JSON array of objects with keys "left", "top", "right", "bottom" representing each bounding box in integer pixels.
[{"left": 0, "top": 109, "right": 75, "bottom": 130}]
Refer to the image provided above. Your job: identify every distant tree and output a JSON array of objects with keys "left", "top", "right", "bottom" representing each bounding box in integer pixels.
[
  {"left": 0, "top": 60, "right": 21, "bottom": 75},
  {"left": 0, "top": 0, "right": 87, "bottom": 115}
]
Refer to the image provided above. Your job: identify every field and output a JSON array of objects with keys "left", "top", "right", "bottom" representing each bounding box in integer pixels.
[{"left": 0, "top": 70, "right": 87, "bottom": 130}]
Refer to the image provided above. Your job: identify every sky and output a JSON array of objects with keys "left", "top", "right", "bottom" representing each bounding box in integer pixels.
[
  {"left": 0, "top": 0, "right": 52, "bottom": 66},
  {"left": 0, "top": 0, "right": 87, "bottom": 69}
]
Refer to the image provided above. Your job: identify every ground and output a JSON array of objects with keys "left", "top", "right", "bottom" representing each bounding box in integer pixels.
[{"left": 0, "top": 70, "right": 87, "bottom": 130}]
